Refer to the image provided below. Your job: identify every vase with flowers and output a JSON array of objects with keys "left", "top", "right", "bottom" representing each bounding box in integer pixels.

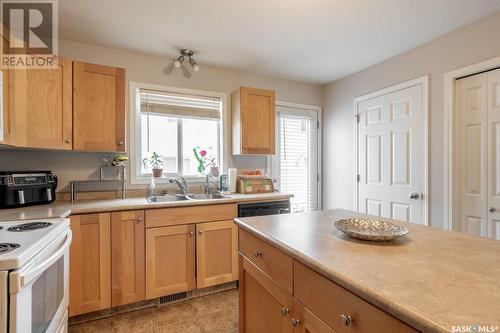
[{"left": 193, "top": 147, "right": 219, "bottom": 192}]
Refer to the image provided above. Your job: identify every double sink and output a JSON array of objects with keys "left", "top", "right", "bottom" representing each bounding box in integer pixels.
[{"left": 146, "top": 193, "right": 230, "bottom": 203}]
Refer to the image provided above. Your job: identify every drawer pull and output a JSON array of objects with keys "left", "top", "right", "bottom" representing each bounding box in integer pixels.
[
  {"left": 254, "top": 251, "right": 263, "bottom": 258},
  {"left": 136, "top": 217, "right": 143, "bottom": 223},
  {"left": 281, "top": 307, "right": 289, "bottom": 316},
  {"left": 340, "top": 314, "right": 353, "bottom": 327},
  {"left": 291, "top": 318, "right": 301, "bottom": 327}
]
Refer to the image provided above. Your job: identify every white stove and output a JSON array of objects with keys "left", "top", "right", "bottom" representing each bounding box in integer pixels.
[{"left": 0, "top": 218, "right": 71, "bottom": 333}]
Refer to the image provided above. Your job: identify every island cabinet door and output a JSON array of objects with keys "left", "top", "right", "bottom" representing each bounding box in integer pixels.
[
  {"left": 145, "top": 224, "right": 196, "bottom": 299},
  {"left": 196, "top": 220, "right": 238, "bottom": 289},
  {"left": 111, "top": 210, "right": 145, "bottom": 307},
  {"left": 291, "top": 300, "right": 335, "bottom": 333},
  {"left": 239, "top": 255, "right": 293, "bottom": 333},
  {"left": 69, "top": 213, "right": 111, "bottom": 317}
]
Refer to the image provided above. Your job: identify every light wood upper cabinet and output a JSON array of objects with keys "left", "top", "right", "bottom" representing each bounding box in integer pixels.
[
  {"left": 73, "top": 61, "right": 125, "bottom": 152},
  {"left": 9, "top": 57, "right": 73, "bottom": 149},
  {"left": 145, "top": 224, "right": 196, "bottom": 299},
  {"left": 239, "top": 255, "right": 293, "bottom": 333},
  {"left": 232, "top": 86, "right": 276, "bottom": 155},
  {"left": 69, "top": 213, "right": 111, "bottom": 317},
  {"left": 0, "top": 68, "right": 10, "bottom": 145},
  {"left": 111, "top": 210, "right": 145, "bottom": 307},
  {"left": 196, "top": 220, "right": 238, "bottom": 289}
]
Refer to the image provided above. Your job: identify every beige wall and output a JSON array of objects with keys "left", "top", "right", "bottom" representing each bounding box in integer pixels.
[
  {"left": 322, "top": 11, "right": 500, "bottom": 229},
  {"left": 0, "top": 39, "right": 322, "bottom": 191}
]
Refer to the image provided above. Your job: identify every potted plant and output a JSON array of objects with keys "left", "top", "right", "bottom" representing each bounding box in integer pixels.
[{"left": 143, "top": 152, "right": 164, "bottom": 177}]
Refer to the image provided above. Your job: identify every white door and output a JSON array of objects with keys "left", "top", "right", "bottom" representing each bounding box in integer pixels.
[
  {"left": 356, "top": 82, "right": 426, "bottom": 224},
  {"left": 488, "top": 69, "right": 500, "bottom": 240},
  {"left": 457, "top": 68, "right": 500, "bottom": 240},
  {"left": 271, "top": 106, "right": 319, "bottom": 213},
  {"left": 457, "top": 73, "right": 488, "bottom": 237}
]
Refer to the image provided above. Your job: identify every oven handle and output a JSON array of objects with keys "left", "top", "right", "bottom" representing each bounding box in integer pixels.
[{"left": 10, "top": 230, "right": 72, "bottom": 293}]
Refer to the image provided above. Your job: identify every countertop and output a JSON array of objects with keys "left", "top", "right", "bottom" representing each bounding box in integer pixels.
[
  {"left": 0, "top": 192, "right": 292, "bottom": 222},
  {"left": 234, "top": 209, "right": 500, "bottom": 333}
]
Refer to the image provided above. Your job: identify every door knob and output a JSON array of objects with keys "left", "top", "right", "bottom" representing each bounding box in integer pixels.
[
  {"left": 409, "top": 192, "right": 421, "bottom": 200},
  {"left": 489, "top": 207, "right": 497, "bottom": 213},
  {"left": 65, "top": 138, "right": 72, "bottom": 143},
  {"left": 340, "top": 314, "right": 353, "bottom": 327},
  {"left": 291, "top": 318, "right": 301, "bottom": 327}
]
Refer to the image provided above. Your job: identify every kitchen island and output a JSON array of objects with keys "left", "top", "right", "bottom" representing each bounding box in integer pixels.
[{"left": 234, "top": 209, "right": 500, "bottom": 333}]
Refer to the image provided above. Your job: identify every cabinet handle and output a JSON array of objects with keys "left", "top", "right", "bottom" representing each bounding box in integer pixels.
[
  {"left": 136, "top": 217, "right": 143, "bottom": 223},
  {"left": 118, "top": 141, "right": 124, "bottom": 146},
  {"left": 189, "top": 231, "right": 194, "bottom": 236},
  {"left": 281, "top": 307, "right": 289, "bottom": 316},
  {"left": 340, "top": 314, "right": 353, "bottom": 327},
  {"left": 291, "top": 318, "right": 301, "bottom": 327},
  {"left": 198, "top": 230, "right": 204, "bottom": 235},
  {"left": 254, "top": 251, "right": 262, "bottom": 258},
  {"left": 65, "top": 139, "right": 72, "bottom": 143}
]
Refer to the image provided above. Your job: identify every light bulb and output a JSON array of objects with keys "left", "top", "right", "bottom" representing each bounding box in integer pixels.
[
  {"left": 189, "top": 57, "right": 199, "bottom": 72},
  {"left": 193, "top": 64, "right": 200, "bottom": 72},
  {"left": 174, "top": 60, "right": 181, "bottom": 68}
]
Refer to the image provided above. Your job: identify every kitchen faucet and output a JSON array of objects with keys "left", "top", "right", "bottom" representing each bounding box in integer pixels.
[{"left": 168, "top": 176, "right": 188, "bottom": 195}]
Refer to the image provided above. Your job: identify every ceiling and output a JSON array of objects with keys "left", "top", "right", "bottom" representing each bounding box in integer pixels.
[{"left": 59, "top": 0, "right": 500, "bottom": 84}]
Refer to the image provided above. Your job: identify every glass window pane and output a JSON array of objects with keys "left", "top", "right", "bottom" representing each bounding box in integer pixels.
[
  {"left": 182, "top": 118, "right": 219, "bottom": 176},
  {"left": 141, "top": 114, "right": 178, "bottom": 174}
]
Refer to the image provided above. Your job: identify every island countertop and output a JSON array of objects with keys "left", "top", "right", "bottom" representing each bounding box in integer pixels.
[{"left": 234, "top": 209, "right": 500, "bottom": 333}]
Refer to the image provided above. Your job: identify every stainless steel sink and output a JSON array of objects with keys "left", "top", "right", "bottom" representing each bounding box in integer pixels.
[
  {"left": 146, "top": 195, "right": 190, "bottom": 203},
  {"left": 187, "top": 193, "right": 231, "bottom": 200}
]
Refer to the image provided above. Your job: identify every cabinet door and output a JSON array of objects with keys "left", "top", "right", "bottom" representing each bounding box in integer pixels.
[
  {"left": 73, "top": 61, "right": 125, "bottom": 152},
  {"left": 146, "top": 224, "right": 196, "bottom": 299},
  {"left": 111, "top": 210, "right": 145, "bottom": 307},
  {"left": 241, "top": 87, "right": 275, "bottom": 154},
  {"left": 10, "top": 57, "right": 72, "bottom": 149},
  {"left": 292, "top": 300, "right": 335, "bottom": 333},
  {"left": 239, "top": 255, "right": 293, "bottom": 333},
  {"left": 0, "top": 68, "right": 10, "bottom": 144},
  {"left": 69, "top": 213, "right": 111, "bottom": 316},
  {"left": 196, "top": 220, "right": 238, "bottom": 288}
]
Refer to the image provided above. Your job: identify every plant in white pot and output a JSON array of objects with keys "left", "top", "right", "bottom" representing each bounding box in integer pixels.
[{"left": 143, "top": 152, "right": 164, "bottom": 178}]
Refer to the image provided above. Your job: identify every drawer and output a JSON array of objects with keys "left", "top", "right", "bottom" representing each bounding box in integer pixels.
[
  {"left": 146, "top": 203, "right": 237, "bottom": 228},
  {"left": 239, "top": 228, "right": 293, "bottom": 293},
  {"left": 294, "top": 261, "right": 419, "bottom": 333}
]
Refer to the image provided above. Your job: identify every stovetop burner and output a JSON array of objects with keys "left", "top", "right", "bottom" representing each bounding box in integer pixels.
[
  {"left": 0, "top": 243, "right": 20, "bottom": 254},
  {"left": 7, "top": 222, "right": 53, "bottom": 232}
]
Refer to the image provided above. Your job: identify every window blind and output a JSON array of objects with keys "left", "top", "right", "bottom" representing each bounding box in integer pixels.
[
  {"left": 275, "top": 109, "right": 318, "bottom": 213},
  {"left": 140, "top": 89, "right": 221, "bottom": 120}
]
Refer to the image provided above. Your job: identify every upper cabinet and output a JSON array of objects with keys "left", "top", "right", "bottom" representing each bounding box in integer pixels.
[
  {"left": 0, "top": 68, "right": 11, "bottom": 145},
  {"left": 73, "top": 62, "right": 125, "bottom": 152},
  {"left": 232, "top": 86, "right": 275, "bottom": 155},
  {"left": 10, "top": 57, "right": 73, "bottom": 149},
  {"left": 0, "top": 58, "right": 126, "bottom": 152}
]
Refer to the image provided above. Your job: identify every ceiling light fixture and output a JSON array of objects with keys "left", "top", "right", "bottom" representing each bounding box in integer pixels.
[{"left": 174, "top": 49, "right": 200, "bottom": 72}]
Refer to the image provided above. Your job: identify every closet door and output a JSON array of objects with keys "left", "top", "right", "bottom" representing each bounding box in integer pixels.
[
  {"left": 488, "top": 68, "right": 500, "bottom": 240},
  {"left": 457, "top": 73, "right": 488, "bottom": 237}
]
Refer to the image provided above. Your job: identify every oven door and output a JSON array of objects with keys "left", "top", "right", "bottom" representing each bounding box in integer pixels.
[{"left": 9, "top": 229, "right": 72, "bottom": 333}]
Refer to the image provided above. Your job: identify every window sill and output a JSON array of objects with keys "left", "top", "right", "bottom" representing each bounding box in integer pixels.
[{"left": 131, "top": 175, "right": 210, "bottom": 185}]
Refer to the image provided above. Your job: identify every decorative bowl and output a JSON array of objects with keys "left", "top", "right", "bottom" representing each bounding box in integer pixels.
[{"left": 335, "top": 218, "right": 410, "bottom": 241}]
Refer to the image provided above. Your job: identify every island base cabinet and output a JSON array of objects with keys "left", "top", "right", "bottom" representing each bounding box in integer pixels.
[
  {"left": 146, "top": 224, "right": 196, "bottom": 299},
  {"left": 196, "top": 220, "right": 238, "bottom": 289},
  {"left": 239, "top": 255, "right": 293, "bottom": 333},
  {"left": 69, "top": 213, "right": 111, "bottom": 317},
  {"left": 111, "top": 210, "right": 145, "bottom": 307}
]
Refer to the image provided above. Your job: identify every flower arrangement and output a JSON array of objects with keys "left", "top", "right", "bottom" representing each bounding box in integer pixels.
[{"left": 193, "top": 147, "right": 218, "bottom": 177}]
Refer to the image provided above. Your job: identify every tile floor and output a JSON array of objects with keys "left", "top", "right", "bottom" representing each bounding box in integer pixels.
[{"left": 68, "top": 289, "right": 238, "bottom": 333}]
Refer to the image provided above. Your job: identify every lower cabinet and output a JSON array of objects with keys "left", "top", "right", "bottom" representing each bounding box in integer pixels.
[
  {"left": 196, "top": 220, "right": 238, "bottom": 288},
  {"left": 239, "top": 256, "right": 293, "bottom": 333},
  {"left": 145, "top": 224, "right": 196, "bottom": 299},
  {"left": 111, "top": 210, "right": 145, "bottom": 307},
  {"left": 292, "top": 300, "right": 335, "bottom": 333},
  {"left": 69, "top": 213, "right": 111, "bottom": 316}
]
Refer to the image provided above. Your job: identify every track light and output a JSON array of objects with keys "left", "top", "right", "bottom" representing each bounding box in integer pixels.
[{"left": 171, "top": 49, "right": 200, "bottom": 75}]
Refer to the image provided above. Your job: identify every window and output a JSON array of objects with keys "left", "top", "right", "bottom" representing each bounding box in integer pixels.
[
  {"left": 271, "top": 106, "right": 319, "bottom": 213},
  {"left": 135, "top": 87, "right": 223, "bottom": 179}
]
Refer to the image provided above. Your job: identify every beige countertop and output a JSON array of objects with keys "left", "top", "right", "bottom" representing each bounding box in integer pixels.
[
  {"left": 234, "top": 209, "right": 500, "bottom": 333},
  {"left": 0, "top": 192, "right": 292, "bottom": 222}
]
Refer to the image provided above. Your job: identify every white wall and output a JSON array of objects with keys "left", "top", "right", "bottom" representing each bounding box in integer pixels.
[
  {"left": 0, "top": 39, "right": 322, "bottom": 191},
  {"left": 322, "top": 11, "right": 500, "bottom": 229}
]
